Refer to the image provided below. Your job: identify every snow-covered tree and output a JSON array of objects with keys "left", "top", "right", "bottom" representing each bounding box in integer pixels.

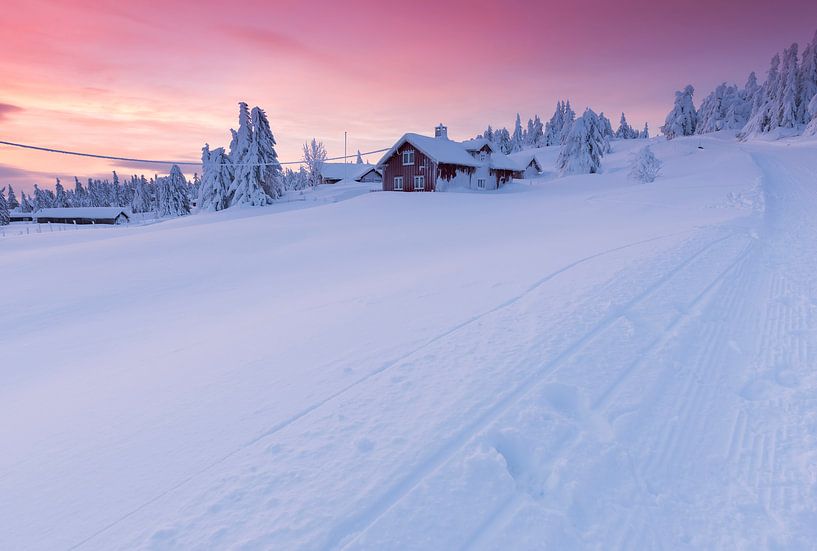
[
  {"left": 599, "top": 113, "right": 615, "bottom": 138},
  {"left": 527, "top": 116, "right": 544, "bottom": 147},
  {"left": 616, "top": 113, "right": 638, "bottom": 139},
  {"left": 230, "top": 106, "right": 282, "bottom": 205},
  {"left": 5, "top": 184, "right": 19, "bottom": 210},
  {"left": 303, "top": 138, "right": 327, "bottom": 188},
  {"left": 494, "top": 127, "right": 512, "bottom": 154},
  {"left": 741, "top": 54, "right": 782, "bottom": 137},
  {"left": 197, "top": 144, "right": 233, "bottom": 211},
  {"left": 19, "top": 191, "right": 33, "bottom": 213},
  {"left": 661, "top": 85, "right": 697, "bottom": 139},
  {"left": 54, "top": 178, "right": 70, "bottom": 207},
  {"left": 696, "top": 83, "right": 748, "bottom": 133},
  {"left": 511, "top": 113, "right": 524, "bottom": 152},
  {"left": 804, "top": 94, "right": 817, "bottom": 135},
  {"left": 557, "top": 108, "right": 606, "bottom": 175},
  {"left": 629, "top": 146, "right": 662, "bottom": 183},
  {"left": 779, "top": 43, "right": 801, "bottom": 128},
  {"left": 355, "top": 150, "right": 364, "bottom": 164},
  {"left": 0, "top": 187, "right": 9, "bottom": 225},
  {"left": 32, "top": 184, "right": 54, "bottom": 211},
  {"left": 800, "top": 31, "right": 817, "bottom": 123},
  {"left": 156, "top": 165, "right": 191, "bottom": 217},
  {"left": 640, "top": 123, "right": 650, "bottom": 139},
  {"left": 131, "top": 175, "right": 153, "bottom": 213}
]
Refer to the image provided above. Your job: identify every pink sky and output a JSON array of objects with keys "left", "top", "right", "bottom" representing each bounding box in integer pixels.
[{"left": 1, "top": 0, "right": 816, "bottom": 192}]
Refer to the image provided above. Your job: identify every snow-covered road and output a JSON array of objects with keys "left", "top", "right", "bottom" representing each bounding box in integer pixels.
[{"left": 2, "top": 137, "right": 815, "bottom": 549}]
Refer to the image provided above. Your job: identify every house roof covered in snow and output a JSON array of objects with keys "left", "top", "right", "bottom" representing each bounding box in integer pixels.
[
  {"left": 320, "top": 163, "right": 381, "bottom": 181},
  {"left": 377, "top": 133, "right": 481, "bottom": 168},
  {"left": 34, "top": 207, "right": 132, "bottom": 219}
]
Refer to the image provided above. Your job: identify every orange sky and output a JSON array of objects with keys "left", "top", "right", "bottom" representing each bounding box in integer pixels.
[{"left": 2, "top": 0, "right": 816, "bottom": 192}]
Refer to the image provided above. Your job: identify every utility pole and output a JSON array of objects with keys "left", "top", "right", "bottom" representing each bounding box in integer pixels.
[{"left": 344, "top": 131, "right": 348, "bottom": 182}]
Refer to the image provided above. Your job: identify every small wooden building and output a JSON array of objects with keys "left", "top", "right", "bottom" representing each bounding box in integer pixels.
[
  {"left": 8, "top": 212, "right": 34, "bottom": 222},
  {"left": 508, "top": 151, "right": 544, "bottom": 178},
  {"left": 34, "top": 207, "right": 131, "bottom": 225},
  {"left": 377, "top": 125, "right": 520, "bottom": 192},
  {"left": 320, "top": 163, "right": 382, "bottom": 185}
]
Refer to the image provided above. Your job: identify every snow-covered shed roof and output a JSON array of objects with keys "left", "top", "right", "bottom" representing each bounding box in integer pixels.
[
  {"left": 377, "top": 133, "right": 480, "bottom": 168},
  {"left": 35, "top": 207, "right": 131, "bottom": 219},
  {"left": 320, "top": 163, "right": 381, "bottom": 181},
  {"left": 507, "top": 150, "right": 544, "bottom": 171},
  {"left": 460, "top": 138, "right": 494, "bottom": 152}
]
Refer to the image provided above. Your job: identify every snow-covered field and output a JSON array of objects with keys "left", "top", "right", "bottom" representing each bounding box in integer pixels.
[{"left": 2, "top": 135, "right": 816, "bottom": 549}]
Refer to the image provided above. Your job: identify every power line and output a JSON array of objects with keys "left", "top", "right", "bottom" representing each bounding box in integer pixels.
[{"left": 0, "top": 139, "right": 390, "bottom": 167}]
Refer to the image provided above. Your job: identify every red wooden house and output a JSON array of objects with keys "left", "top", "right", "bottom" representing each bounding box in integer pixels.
[{"left": 377, "top": 125, "right": 520, "bottom": 192}]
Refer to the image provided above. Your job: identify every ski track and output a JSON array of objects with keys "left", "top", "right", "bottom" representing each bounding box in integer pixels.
[{"left": 65, "top": 230, "right": 690, "bottom": 550}]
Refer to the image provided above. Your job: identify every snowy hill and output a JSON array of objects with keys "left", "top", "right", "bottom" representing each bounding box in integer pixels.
[{"left": 2, "top": 135, "right": 817, "bottom": 549}]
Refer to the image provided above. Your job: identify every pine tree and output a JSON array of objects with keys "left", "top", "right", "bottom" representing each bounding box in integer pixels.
[
  {"left": 629, "top": 146, "right": 662, "bottom": 183},
  {"left": 779, "top": 43, "right": 800, "bottom": 128},
  {"left": 742, "top": 54, "right": 781, "bottom": 137},
  {"left": 800, "top": 31, "right": 817, "bottom": 123},
  {"left": 805, "top": 94, "right": 817, "bottom": 135},
  {"left": 131, "top": 175, "right": 153, "bottom": 213},
  {"left": 20, "top": 191, "right": 33, "bottom": 213},
  {"left": 33, "top": 184, "right": 54, "bottom": 211},
  {"left": 598, "top": 113, "right": 615, "bottom": 138},
  {"left": 511, "top": 113, "right": 524, "bottom": 152},
  {"left": 0, "top": 187, "right": 10, "bottom": 225},
  {"left": 356, "top": 150, "right": 364, "bottom": 164},
  {"left": 303, "top": 138, "right": 327, "bottom": 188},
  {"left": 197, "top": 144, "right": 233, "bottom": 211},
  {"left": 616, "top": 112, "right": 636, "bottom": 139},
  {"left": 557, "top": 108, "right": 606, "bottom": 175},
  {"left": 54, "top": 178, "right": 70, "bottom": 207},
  {"left": 640, "top": 123, "right": 650, "bottom": 139},
  {"left": 157, "top": 165, "right": 191, "bottom": 217},
  {"left": 661, "top": 85, "right": 697, "bottom": 139},
  {"left": 6, "top": 184, "right": 19, "bottom": 210}
]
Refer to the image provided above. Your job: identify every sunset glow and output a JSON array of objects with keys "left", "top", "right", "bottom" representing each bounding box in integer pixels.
[{"left": 2, "top": 0, "right": 816, "bottom": 192}]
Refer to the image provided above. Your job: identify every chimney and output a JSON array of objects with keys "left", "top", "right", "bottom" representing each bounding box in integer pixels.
[{"left": 435, "top": 123, "right": 448, "bottom": 140}]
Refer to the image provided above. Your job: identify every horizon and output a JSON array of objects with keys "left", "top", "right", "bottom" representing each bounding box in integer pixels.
[{"left": 2, "top": 0, "right": 817, "bottom": 193}]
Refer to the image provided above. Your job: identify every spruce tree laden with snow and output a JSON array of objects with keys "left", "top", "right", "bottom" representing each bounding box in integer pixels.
[
  {"left": 356, "top": 150, "right": 364, "bottom": 164},
  {"left": 131, "top": 175, "right": 153, "bottom": 213},
  {"left": 0, "top": 187, "right": 10, "bottom": 226},
  {"left": 156, "top": 165, "right": 191, "bottom": 217},
  {"left": 511, "top": 113, "right": 524, "bottom": 152},
  {"left": 640, "top": 123, "right": 650, "bottom": 139},
  {"left": 804, "top": 94, "right": 817, "bottom": 135},
  {"left": 557, "top": 108, "right": 606, "bottom": 175},
  {"left": 629, "top": 146, "right": 662, "bottom": 183},
  {"left": 616, "top": 113, "right": 638, "bottom": 139},
  {"left": 6, "top": 184, "right": 19, "bottom": 210},
  {"left": 19, "top": 191, "right": 33, "bottom": 213},
  {"left": 54, "top": 178, "right": 70, "bottom": 207},
  {"left": 197, "top": 144, "right": 233, "bottom": 211},
  {"left": 303, "top": 138, "right": 327, "bottom": 188},
  {"left": 661, "top": 85, "right": 698, "bottom": 139}
]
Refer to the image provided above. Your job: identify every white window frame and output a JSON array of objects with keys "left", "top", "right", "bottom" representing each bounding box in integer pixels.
[
  {"left": 414, "top": 175, "right": 425, "bottom": 192},
  {"left": 393, "top": 176, "right": 403, "bottom": 191},
  {"left": 402, "top": 150, "right": 415, "bottom": 166},
  {"left": 477, "top": 178, "right": 486, "bottom": 189}
]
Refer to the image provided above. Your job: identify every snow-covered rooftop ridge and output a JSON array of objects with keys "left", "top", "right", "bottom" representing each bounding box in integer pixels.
[
  {"left": 376, "top": 133, "right": 479, "bottom": 168},
  {"left": 34, "top": 207, "right": 132, "bottom": 218},
  {"left": 320, "top": 163, "right": 380, "bottom": 181},
  {"left": 377, "top": 132, "right": 521, "bottom": 172}
]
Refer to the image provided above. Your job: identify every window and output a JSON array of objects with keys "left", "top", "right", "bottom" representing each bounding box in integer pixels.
[
  {"left": 402, "top": 149, "right": 415, "bottom": 165},
  {"left": 479, "top": 151, "right": 487, "bottom": 162},
  {"left": 414, "top": 175, "right": 425, "bottom": 192},
  {"left": 477, "top": 178, "right": 486, "bottom": 189},
  {"left": 394, "top": 176, "right": 403, "bottom": 191}
]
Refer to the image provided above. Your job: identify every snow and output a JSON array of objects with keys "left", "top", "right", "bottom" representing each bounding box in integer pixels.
[{"left": 3, "top": 135, "right": 817, "bottom": 549}]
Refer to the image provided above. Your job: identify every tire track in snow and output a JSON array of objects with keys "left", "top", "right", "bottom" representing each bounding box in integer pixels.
[
  {"left": 326, "top": 231, "right": 747, "bottom": 550},
  {"left": 65, "top": 230, "right": 691, "bottom": 551}
]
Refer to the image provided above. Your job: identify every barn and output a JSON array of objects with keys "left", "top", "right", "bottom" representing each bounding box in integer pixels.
[
  {"left": 377, "top": 125, "right": 520, "bottom": 192},
  {"left": 320, "top": 163, "right": 382, "bottom": 185},
  {"left": 33, "top": 207, "right": 131, "bottom": 225}
]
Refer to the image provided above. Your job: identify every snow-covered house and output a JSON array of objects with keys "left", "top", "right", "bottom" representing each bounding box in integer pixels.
[
  {"left": 508, "top": 151, "right": 544, "bottom": 178},
  {"left": 320, "top": 163, "right": 382, "bottom": 185},
  {"left": 378, "top": 124, "right": 519, "bottom": 192},
  {"left": 33, "top": 207, "right": 131, "bottom": 225}
]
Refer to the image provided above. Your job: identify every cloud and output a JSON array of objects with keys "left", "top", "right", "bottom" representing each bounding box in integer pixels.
[{"left": 0, "top": 103, "right": 23, "bottom": 121}]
